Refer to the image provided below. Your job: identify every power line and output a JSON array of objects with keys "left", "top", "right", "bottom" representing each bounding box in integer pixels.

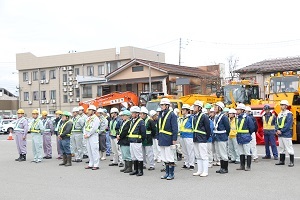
[{"left": 145, "top": 39, "right": 179, "bottom": 48}]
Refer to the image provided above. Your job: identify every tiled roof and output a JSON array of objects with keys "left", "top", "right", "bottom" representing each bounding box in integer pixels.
[{"left": 235, "top": 57, "right": 300, "bottom": 73}]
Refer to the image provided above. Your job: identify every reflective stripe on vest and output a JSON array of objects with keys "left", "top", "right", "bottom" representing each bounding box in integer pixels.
[
  {"left": 128, "top": 118, "right": 142, "bottom": 139},
  {"left": 120, "top": 120, "right": 130, "bottom": 136},
  {"left": 30, "top": 119, "right": 41, "bottom": 133},
  {"left": 14, "top": 117, "right": 26, "bottom": 131},
  {"left": 145, "top": 117, "right": 152, "bottom": 135},
  {"left": 55, "top": 119, "right": 62, "bottom": 132},
  {"left": 159, "top": 111, "right": 172, "bottom": 135},
  {"left": 180, "top": 117, "right": 193, "bottom": 133},
  {"left": 263, "top": 115, "right": 275, "bottom": 130},
  {"left": 110, "top": 119, "right": 117, "bottom": 136},
  {"left": 213, "top": 114, "right": 226, "bottom": 134},
  {"left": 72, "top": 116, "right": 81, "bottom": 132},
  {"left": 85, "top": 115, "right": 97, "bottom": 132},
  {"left": 193, "top": 113, "right": 206, "bottom": 135},
  {"left": 236, "top": 118, "right": 249, "bottom": 134},
  {"left": 277, "top": 116, "right": 286, "bottom": 129},
  {"left": 59, "top": 120, "right": 72, "bottom": 136}
]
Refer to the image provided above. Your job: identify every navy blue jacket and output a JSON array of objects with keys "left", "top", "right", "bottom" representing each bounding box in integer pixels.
[
  {"left": 275, "top": 111, "right": 293, "bottom": 138},
  {"left": 213, "top": 113, "right": 230, "bottom": 142},
  {"left": 236, "top": 113, "right": 254, "bottom": 144},
  {"left": 128, "top": 118, "right": 146, "bottom": 143},
  {"left": 192, "top": 112, "right": 211, "bottom": 143},
  {"left": 118, "top": 120, "right": 130, "bottom": 146},
  {"left": 248, "top": 114, "right": 258, "bottom": 133},
  {"left": 158, "top": 109, "right": 178, "bottom": 146}
]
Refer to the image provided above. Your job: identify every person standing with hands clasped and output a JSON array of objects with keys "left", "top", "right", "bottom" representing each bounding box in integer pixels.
[
  {"left": 30, "top": 110, "right": 45, "bottom": 163},
  {"left": 14, "top": 109, "right": 29, "bottom": 162}
]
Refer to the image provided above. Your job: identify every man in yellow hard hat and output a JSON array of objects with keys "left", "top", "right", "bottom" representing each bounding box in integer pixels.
[
  {"left": 14, "top": 109, "right": 29, "bottom": 161},
  {"left": 41, "top": 111, "right": 54, "bottom": 159},
  {"left": 54, "top": 110, "right": 63, "bottom": 159},
  {"left": 30, "top": 109, "right": 45, "bottom": 163}
]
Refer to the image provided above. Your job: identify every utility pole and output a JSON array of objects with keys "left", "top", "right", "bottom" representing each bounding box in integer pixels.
[{"left": 179, "top": 38, "right": 182, "bottom": 66}]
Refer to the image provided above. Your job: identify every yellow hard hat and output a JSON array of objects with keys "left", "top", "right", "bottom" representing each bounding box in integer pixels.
[
  {"left": 55, "top": 110, "right": 63, "bottom": 115},
  {"left": 41, "top": 111, "right": 48, "bottom": 116},
  {"left": 17, "top": 109, "right": 25, "bottom": 114},
  {"left": 32, "top": 109, "right": 39, "bottom": 114}
]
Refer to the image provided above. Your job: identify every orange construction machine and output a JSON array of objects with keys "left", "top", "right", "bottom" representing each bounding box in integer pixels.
[{"left": 79, "top": 91, "right": 139, "bottom": 111}]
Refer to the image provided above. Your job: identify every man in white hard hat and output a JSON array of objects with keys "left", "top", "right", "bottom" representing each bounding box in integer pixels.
[
  {"left": 128, "top": 106, "right": 146, "bottom": 176},
  {"left": 245, "top": 106, "right": 258, "bottom": 162},
  {"left": 109, "top": 107, "right": 124, "bottom": 167},
  {"left": 149, "top": 110, "right": 161, "bottom": 163},
  {"left": 159, "top": 98, "right": 178, "bottom": 180},
  {"left": 192, "top": 100, "right": 211, "bottom": 177},
  {"left": 71, "top": 107, "right": 85, "bottom": 162},
  {"left": 275, "top": 100, "right": 294, "bottom": 167},
  {"left": 78, "top": 106, "right": 88, "bottom": 159},
  {"left": 179, "top": 104, "right": 195, "bottom": 170},
  {"left": 96, "top": 108, "right": 108, "bottom": 161},
  {"left": 213, "top": 102, "right": 230, "bottom": 174},
  {"left": 84, "top": 105, "right": 100, "bottom": 170},
  {"left": 140, "top": 106, "right": 156, "bottom": 170},
  {"left": 236, "top": 103, "right": 255, "bottom": 171},
  {"left": 228, "top": 108, "right": 240, "bottom": 164}
]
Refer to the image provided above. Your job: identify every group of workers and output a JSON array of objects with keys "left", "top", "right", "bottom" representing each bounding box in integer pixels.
[{"left": 13, "top": 98, "right": 295, "bottom": 180}]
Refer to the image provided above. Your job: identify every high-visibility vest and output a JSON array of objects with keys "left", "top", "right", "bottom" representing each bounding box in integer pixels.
[
  {"left": 59, "top": 120, "right": 72, "bottom": 136},
  {"left": 54, "top": 119, "right": 62, "bottom": 132},
  {"left": 30, "top": 119, "right": 41, "bottom": 133},
  {"left": 43, "top": 118, "right": 51, "bottom": 132},
  {"left": 159, "top": 111, "right": 172, "bottom": 135},
  {"left": 72, "top": 116, "right": 81, "bottom": 132},
  {"left": 14, "top": 117, "right": 26, "bottom": 131},
  {"left": 110, "top": 118, "right": 118, "bottom": 136},
  {"left": 145, "top": 117, "right": 152, "bottom": 135},
  {"left": 128, "top": 118, "right": 142, "bottom": 139},
  {"left": 84, "top": 115, "right": 97, "bottom": 132},
  {"left": 193, "top": 113, "right": 206, "bottom": 135},
  {"left": 213, "top": 114, "right": 226, "bottom": 134},
  {"left": 236, "top": 118, "right": 249, "bottom": 134},
  {"left": 120, "top": 120, "right": 130, "bottom": 136},
  {"left": 229, "top": 118, "right": 237, "bottom": 137},
  {"left": 180, "top": 117, "right": 193, "bottom": 133},
  {"left": 263, "top": 115, "right": 275, "bottom": 130}
]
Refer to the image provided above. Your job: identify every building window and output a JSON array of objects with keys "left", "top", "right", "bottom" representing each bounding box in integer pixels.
[
  {"left": 98, "top": 65, "right": 104, "bottom": 75},
  {"left": 126, "top": 84, "right": 132, "bottom": 91},
  {"left": 132, "top": 66, "right": 144, "bottom": 72},
  {"left": 82, "top": 85, "right": 92, "bottom": 98},
  {"left": 49, "top": 70, "right": 56, "bottom": 79},
  {"left": 23, "top": 92, "right": 29, "bottom": 101},
  {"left": 87, "top": 66, "right": 94, "bottom": 76},
  {"left": 75, "top": 88, "right": 80, "bottom": 98},
  {"left": 63, "top": 74, "right": 67, "bottom": 82},
  {"left": 63, "top": 95, "right": 68, "bottom": 103},
  {"left": 33, "top": 71, "right": 38, "bottom": 81},
  {"left": 50, "top": 90, "right": 56, "bottom": 100},
  {"left": 97, "top": 86, "right": 102, "bottom": 96},
  {"left": 41, "top": 91, "right": 46, "bottom": 100},
  {"left": 23, "top": 72, "right": 29, "bottom": 82},
  {"left": 107, "top": 61, "right": 120, "bottom": 73},
  {"left": 170, "top": 82, "right": 177, "bottom": 95},
  {"left": 40, "top": 70, "right": 46, "bottom": 80},
  {"left": 75, "top": 68, "right": 80, "bottom": 76},
  {"left": 143, "top": 82, "right": 162, "bottom": 92},
  {"left": 33, "top": 91, "right": 39, "bottom": 101}
]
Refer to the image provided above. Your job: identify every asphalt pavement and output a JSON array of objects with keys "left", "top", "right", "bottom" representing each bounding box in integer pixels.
[{"left": 0, "top": 134, "right": 299, "bottom": 200}]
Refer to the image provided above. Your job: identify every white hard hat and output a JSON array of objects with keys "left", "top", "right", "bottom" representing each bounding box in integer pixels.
[
  {"left": 88, "top": 105, "right": 97, "bottom": 111},
  {"left": 119, "top": 111, "right": 124, "bottom": 116},
  {"left": 97, "top": 108, "right": 104, "bottom": 113},
  {"left": 229, "top": 108, "right": 237, "bottom": 114},
  {"left": 149, "top": 110, "right": 157, "bottom": 117},
  {"left": 215, "top": 102, "right": 225, "bottom": 110},
  {"left": 182, "top": 104, "right": 190, "bottom": 110},
  {"left": 160, "top": 98, "right": 170, "bottom": 105},
  {"left": 130, "top": 106, "right": 140, "bottom": 113},
  {"left": 245, "top": 106, "right": 251, "bottom": 112},
  {"left": 190, "top": 105, "right": 194, "bottom": 111},
  {"left": 156, "top": 107, "right": 161, "bottom": 112},
  {"left": 72, "top": 107, "right": 79, "bottom": 112},
  {"left": 202, "top": 109, "right": 208, "bottom": 114},
  {"left": 78, "top": 106, "right": 84, "bottom": 111},
  {"left": 174, "top": 108, "right": 179, "bottom": 115},
  {"left": 280, "top": 100, "right": 289, "bottom": 106},
  {"left": 110, "top": 107, "right": 119, "bottom": 114},
  {"left": 140, "top": 106, "right": 148, "bottom": 114},
  {"left": 210, "top": 107, "right": 215, "bottom": 112},
  {"left": 194, "top": 100, "right": 203, "bottom": 108},
  {"left": 236, "top": 103, "right": 246, "bottom": 110}
]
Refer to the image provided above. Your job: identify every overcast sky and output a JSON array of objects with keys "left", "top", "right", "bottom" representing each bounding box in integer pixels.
[{"left": 1, "top": 0, "right": 300, "bottom": 94}]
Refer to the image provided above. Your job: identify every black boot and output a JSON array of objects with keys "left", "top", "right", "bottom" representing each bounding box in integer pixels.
[
  {"left": 237, "top": 155, "right": 245, "bottom": 170},
  {"left": 15, "top": 154, "right": 21, "bottom": 161},
  {"left": 275, "top": 154, "right": 285, "bottom": 165},
  {"left": 65, "top": 155, "right": 72, "bottom": 166},
  {"left": 177, "top": 153, "right": 182, "bottom": 161},
  {"left": 136, "top": 161, "right": 144, "bottom": 176},
  {"left": 288, "top": 155, "right": 294, "bottom": 167},
  {"left": 220, "top": 161, "right": 228, "bottom": 174},
  {"left": 120, "top": 161, "right": 128, "bottom": 172},
  {"left": 124, "top": 161, "right": 133, "bottom": 173},
  {"left": 129, "top": 161, "right": 138, "bottom": 175},
  {"left": 59, "top": 155, "right": 67, "bottom": 166},
  {"left": 216, "top": 160, "right": 224, "bottom": 173},
  {"left": 245, "top": 155, "right": 252, "bottom": 171},
  {"left": 19, "top": 154, "right": 26, "bottom": 162}
]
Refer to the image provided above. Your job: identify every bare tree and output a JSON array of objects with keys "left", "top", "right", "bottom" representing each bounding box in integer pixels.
[{"left": 227, "top": 55, "right": 239, "bottom": 80}]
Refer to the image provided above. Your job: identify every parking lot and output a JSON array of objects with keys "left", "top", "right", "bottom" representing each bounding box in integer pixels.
[{"left": 0, "top": 134, "right": 299, "bottom": 200}]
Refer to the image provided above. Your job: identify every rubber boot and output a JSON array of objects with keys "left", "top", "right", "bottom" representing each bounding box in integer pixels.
[
  {"left": 136, "top": 161, "right": 144, "bottom": 176},
  {"left": 288, "top": 154, "right": 294, "bottom": 167},
  {"left": 220, "top": 161, "right": 228, "bottom": 174},
  {"left": 129, "top": 161, "right": 138, "bottom": 175},
  {"left": 193, "top": 159, "right": 203, "bottom": 176},
  {"left": 65, "top": 155, "right": 72, "bottom": 166},
  {"left": 15, "top": 154, "right": 21, "bottom": 161},
  {"left": 19, "top": 154, "right": 26, "bottom": 162},
  {"left": 161, "top": 164, "right": 169, "bottom": 179},
  {"left": 101, "top": 151, "right": 106, "bottom": 160},
  {"left": 59, "top": 155, "right": 67, "bottom": 166},
  {"left": 275, "top": 154, "right": 285, "bottom": 165},
  {"left": 177, "top": 153, "right": 182, "bottom": 161},
  {"left": 200, "top": 160, "right": 209, "bottom": 177},
  {"left": 124, "top": 161, "right": 133, "bottom": 173},
  {"left": 216, "top": 160, "right": 224, "bottom": 173},
  {"left": 245, "top": 155, "right": 252, "bottom": 171},
  {"left": 167, "top": 165, "right": 175, "bottom": 180},
  {"left": 120, "top": 161, "right": 128, "bottom": 172},
  {"left": 237, "top": 155, "right": 245, "bottom": 170}
]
